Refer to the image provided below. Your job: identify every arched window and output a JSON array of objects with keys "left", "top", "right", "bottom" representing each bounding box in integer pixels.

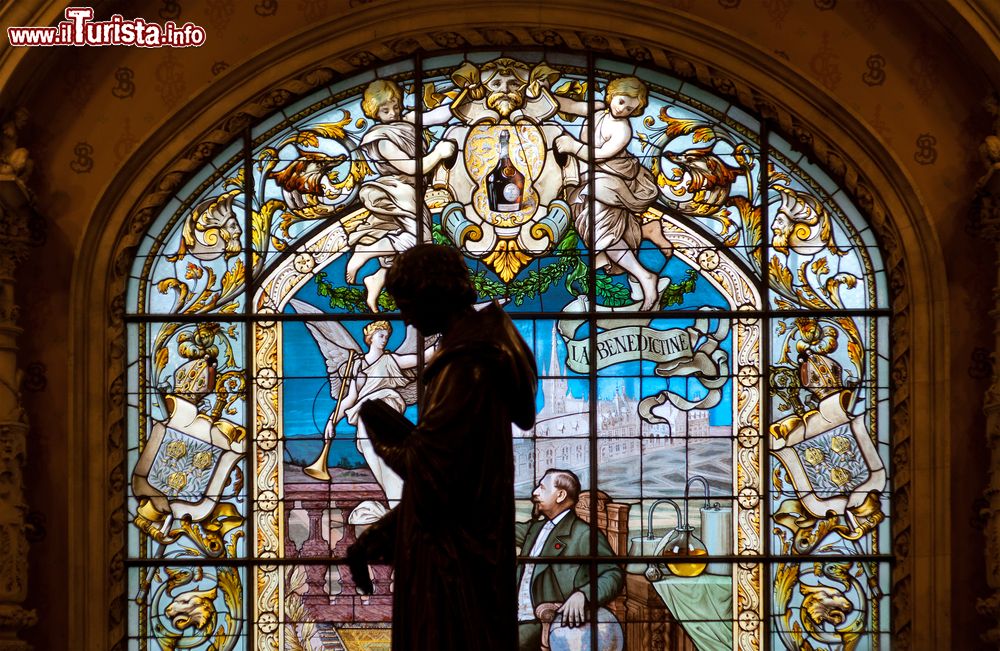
[{"left": 125, "top": 51, "right": 890, "bottom": 650}]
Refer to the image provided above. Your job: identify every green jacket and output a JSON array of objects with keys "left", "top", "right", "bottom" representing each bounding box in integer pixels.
[{"left": 515, "top": 511, "right": 625, "bottom": 610}]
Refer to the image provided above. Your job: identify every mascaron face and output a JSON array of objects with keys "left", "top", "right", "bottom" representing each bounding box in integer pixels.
[{"left": 486, "top": 71, "right": 524, "bottom": 96}]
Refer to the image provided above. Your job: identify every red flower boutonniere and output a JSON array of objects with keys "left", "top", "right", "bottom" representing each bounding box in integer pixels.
[{"left": 554, "top": 543, "right": 563, "bottom": 550}]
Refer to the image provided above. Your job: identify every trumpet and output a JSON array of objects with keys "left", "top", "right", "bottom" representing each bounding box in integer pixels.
[{"left": 304, "top": 350, "right": 356, "bottom": 481}]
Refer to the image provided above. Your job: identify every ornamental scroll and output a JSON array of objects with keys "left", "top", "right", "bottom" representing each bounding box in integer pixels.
[{"left": 556, "top": 296, "right": 730, "bottom": 415}]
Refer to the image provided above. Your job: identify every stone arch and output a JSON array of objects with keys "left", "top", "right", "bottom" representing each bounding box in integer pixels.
[{"left": 65, "top": 6, "right": 947, "bottom": 649}]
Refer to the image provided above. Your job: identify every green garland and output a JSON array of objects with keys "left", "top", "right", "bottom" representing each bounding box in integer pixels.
[{"left": 313, "top": 228, "right": 698, "bottom": 312}]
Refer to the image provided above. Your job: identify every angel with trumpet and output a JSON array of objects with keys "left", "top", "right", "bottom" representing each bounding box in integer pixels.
[{"left": 291, "top": 299, "right": 436, "bottom": 523}]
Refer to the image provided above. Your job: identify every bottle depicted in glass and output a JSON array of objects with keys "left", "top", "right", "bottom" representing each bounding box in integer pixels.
[
  {"left": 658, "top": 526, "right": 708, "bottom": 577},
  {"left": 487, "top": 130, "right": 524, "bottom": 212}
]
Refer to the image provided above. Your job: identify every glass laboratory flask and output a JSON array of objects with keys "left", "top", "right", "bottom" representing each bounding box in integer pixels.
[{"left": 659, "top": 525, "right": 708, "bottom": 577}]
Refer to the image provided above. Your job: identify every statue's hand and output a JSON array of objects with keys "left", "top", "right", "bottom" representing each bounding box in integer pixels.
[
  {"left": 359, "top": 399, "right": 413, "bottom": 446},
  {"left": 345, "top": 541, "right": 374, "bottom": 595},
  {"left": 554, "top": 134, "right": 581, "bottom": 157}
]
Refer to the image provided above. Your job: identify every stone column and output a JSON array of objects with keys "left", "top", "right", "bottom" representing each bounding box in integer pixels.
[
  {"left": 0, "top": 174, "right": 37, "bottom": 651},
  {"left": 977, "top": 91, "right": 1000, "bottom": 645}
]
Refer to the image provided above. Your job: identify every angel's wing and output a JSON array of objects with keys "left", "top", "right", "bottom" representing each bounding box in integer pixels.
[
  {"left": 288, "top": 299, "right": 363, "bottom": 398},
  {"left": 388, "top": 325, "right": 419, "bottom": 407},
  {"left": 394, "top": 325, "right": 435, "bottom": 356}
]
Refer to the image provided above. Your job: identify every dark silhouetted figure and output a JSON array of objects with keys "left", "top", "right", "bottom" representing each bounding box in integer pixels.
[{"left": 346, "top": 243, "right": 538, "bottom": 650}]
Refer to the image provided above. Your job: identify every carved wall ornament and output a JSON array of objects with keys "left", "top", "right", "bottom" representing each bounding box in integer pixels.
[
  {"left": 862, "top": 54, "right": 887, "bottom": 87},
  {"left": 69, "top": 142, "right": 94, "bottom": 174},
  {"left": 111, "top": 67, "right": 136, "bottom": 100},
  {"left": 975, "top": 92, "right": 1000, "bottom": 645},
  {"left": 0, "top": 175, "right": 37, "bottom": 649},
  {"left": 972, "top": 347, "right": 994, "bottom": 380},
  {"left": 159, "top": 0, "right": 182, "bottom": 20},
  {"left": 100, "top": 21, "right": 914, "bottom": 649},
  {"left": 154, "top": 52, "right": 186, "bottom": 109},
  {"left": 914, "top": 133, "right": 938, "bottom": 165},
  {"left": 0, "top": 110, "right": 32, "bottom": 184},
  {"left": 205, "top": 0, "right": 236, "bottom": 31},
  {"left": 255, "top": 0, "right": 279, "bottom": 16}
]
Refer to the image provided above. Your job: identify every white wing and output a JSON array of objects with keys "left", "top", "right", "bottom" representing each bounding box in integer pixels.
[{"left": 288, "top": 299, "right": 363, "bottom": 398}]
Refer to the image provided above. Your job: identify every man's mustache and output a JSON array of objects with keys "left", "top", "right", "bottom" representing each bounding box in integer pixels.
[{"left": 487, "top": 91, "right": 525, "bottom": 116}]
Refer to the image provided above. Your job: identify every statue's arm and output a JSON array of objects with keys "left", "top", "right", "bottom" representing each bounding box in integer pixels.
[
  {"left": 358, "top": 398, "right": 416, "bottom": 472},
  {"left": 364, "top": 348, "right": 501, "bottom": 493}
]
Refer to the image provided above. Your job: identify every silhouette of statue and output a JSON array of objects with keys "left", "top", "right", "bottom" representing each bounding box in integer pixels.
[{"left": 345, "top": 243, "right": 538, "bottom": 650}]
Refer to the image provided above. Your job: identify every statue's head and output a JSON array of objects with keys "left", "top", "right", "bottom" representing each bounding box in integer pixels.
[
  {"left": 363, "top": 320, "right": 392, "bottom": 347},
  {"left": 385, "top": 244, "right": 476, "bottom": 335},
  {"left": 770, "top": 186, "right": 830, "bottom": 257}
]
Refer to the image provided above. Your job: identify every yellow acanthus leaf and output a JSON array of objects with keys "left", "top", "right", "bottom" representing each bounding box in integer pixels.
[
  {"left": 154, "top": 346, "right": 170, "bottom": 375},
  {"left": 217, "top": 566, "right": 243, "bottom": 611},
  {"left": 303, "top": 112, "right": 352, "bottom": 141},
  {"left": 220, "top": 260, "right": 245, "bottom": 296},
  {"left": 662, "top": 116, "right": 702, "bottom": 140},
  {"left": 349, "top": 158, "right": 372, "bottom": 182},
  {"left": 847, "top": 339, "right": 863, "bottom": 371},
  {"left": 157, "top": 278, "right": 191, "bottom": 309},
  {"left": 822, "top": 278, "right": 844, "bottom": 308},
  {"left": 163, "top": 566, "right": 195, "bottom": 594},
  {"left": 772, "top": 562, "right": 799, "bottom": 610},
  {"left": 810, "top": 257, "right": 829, "bottom": 276},
  {"left": 224, "top": 167, "right": 244, "bottom": 191},
  {"left": 252, "top": 199, "right": 285, "bottom": 253},
  {"left": 769, "top": 256, "right": 794, "bottom": 293},
  {"left": 289, "top": 131, "right": 319, "bottom": 149},
  {"left": 772, "top": 466, "right": 784, "bottom": 491},
  {"left": 692, "top": 126, "right": 716, "bottom": 143},
  {"left": 768, "top": 166, "right": 791, "bottom": 186}
]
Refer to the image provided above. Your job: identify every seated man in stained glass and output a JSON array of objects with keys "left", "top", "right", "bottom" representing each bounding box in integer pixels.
[{"left": 516, "top": 468, "right": 625, "bottom": 651}]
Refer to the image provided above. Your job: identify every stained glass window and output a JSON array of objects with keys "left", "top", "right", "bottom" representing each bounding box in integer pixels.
[{"left": 125, "top": 51, "right": 891, "bottom": 650}]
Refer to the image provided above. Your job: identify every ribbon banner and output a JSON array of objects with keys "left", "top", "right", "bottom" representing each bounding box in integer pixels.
[
  {"left": 562, "top": 325, "right": 692, "bottom": 373},
  {"left": 556, "top": 296, "right": 730, "bottom": 418}
]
